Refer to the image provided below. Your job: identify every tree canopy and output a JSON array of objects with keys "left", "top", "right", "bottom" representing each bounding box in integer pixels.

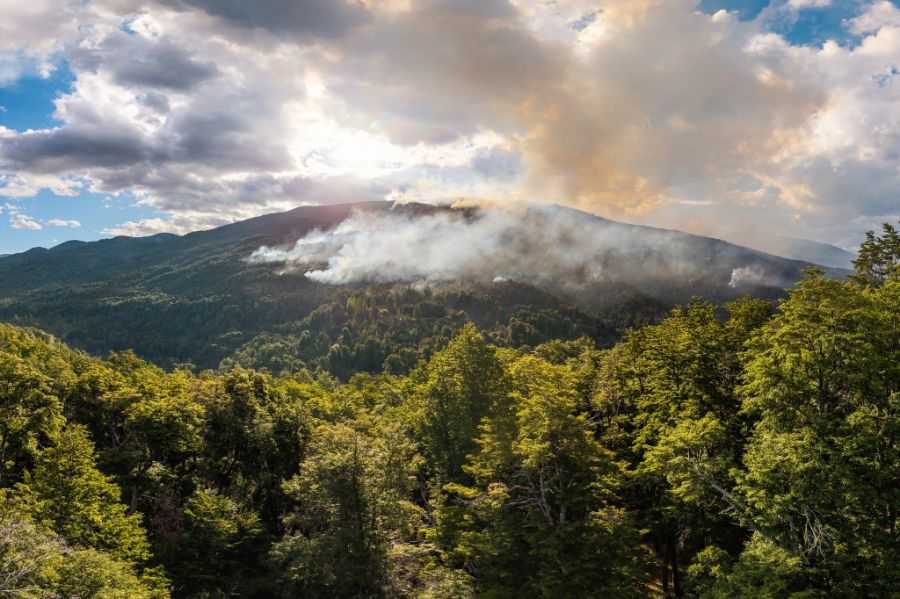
[{"left": 0, "top": 223, "right": 896, "bottom": 597}]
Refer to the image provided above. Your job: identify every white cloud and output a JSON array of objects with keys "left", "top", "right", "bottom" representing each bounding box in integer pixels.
[
  {"left": 0, "top": 0, "right": 85, "bottom": 84},
  {"left": 0, "top": 174, "right": 85, "bottom": 198},
  {"left": 101, "top": 215, "right": 203, "bottom": 237},
  {"left": 788, "top": 0, "right": 833, "bottom": 9},
  {"left": 0, "top": 0, "right": 897, "bottom": 251},
  {"left": 47, "top": 218, "right": 80, "bottom": 227},
  {"left": 9, "top": 212, "right": 41, "bottom": 230},
  {"left": 850, "top": 1, "right": 900, "bottom": 34}
]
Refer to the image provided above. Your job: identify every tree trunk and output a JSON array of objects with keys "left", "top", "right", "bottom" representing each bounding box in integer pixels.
[
  {"left": 668, "top": 538, "right": 683, "bottom": 598},
  {"left": 654, "top": 537, "right": 671, "bottom": 598}
]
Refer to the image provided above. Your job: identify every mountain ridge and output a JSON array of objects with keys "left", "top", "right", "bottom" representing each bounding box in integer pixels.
[{"left": 0, "top": 201, "right": 845, "bottom": 374}]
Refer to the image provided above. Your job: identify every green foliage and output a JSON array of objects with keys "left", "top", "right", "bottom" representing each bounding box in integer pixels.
[
  {"left": 0, "top": 504, "right": 164, "bottom": 598},
  {"left": 431, "top": 354, "right": 646, "bottom": 597},
  {"left": 271, "top": 421, "right": 423, "bottom": 597},
  {"left": 0, "top": 350, "right": 62, "bottom": 484},
  {"left": 0, "top": 222, "right": 895, "bottom": 598},
  {"left": 731, "top": 273, "right": 900, "bottom": 595},
  {"left": 414, "top": 323, "right": 510, "bottom": 481},
  {"left": 168, "top": 489, "right": 266, "bottom": 596},
  {"left": 14, "top": 425, "right": 152, "bottom": 566},
  {"left": 850, "top": 222, "right": 900, "bottom": 287}
]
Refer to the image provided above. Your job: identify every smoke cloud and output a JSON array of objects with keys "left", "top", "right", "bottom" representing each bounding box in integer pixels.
[{"left": 248, "top": 204, "right": 801, "bottom": 300}]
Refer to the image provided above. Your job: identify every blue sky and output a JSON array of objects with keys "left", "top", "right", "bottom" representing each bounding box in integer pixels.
[
  {"left": 0, "top": 61, "right": 169, "bottom": 253},
  {"left": 1, "top": 0, "right": 899, "bottom": 256}
]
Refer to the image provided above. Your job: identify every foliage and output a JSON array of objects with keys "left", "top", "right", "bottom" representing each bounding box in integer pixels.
[{"left": 0, "top": 222, "right": 895, "bottom": 598}]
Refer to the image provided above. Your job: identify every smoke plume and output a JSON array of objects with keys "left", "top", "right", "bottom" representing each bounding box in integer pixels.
[{"left": 248, "top": 204, "right": 797, "bottom": 300}]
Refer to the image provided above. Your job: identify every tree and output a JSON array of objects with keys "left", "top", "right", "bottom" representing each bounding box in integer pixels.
[
  {"left": 0, "top": 352, "right": 61, "bottom": 485},
  {"left": 203, "top": 368, "right": 310, "bottom": 527},
  {"left": 14, "top": 425, "right": 153, "bottom": 567},
  {"left": 850, "top": 222, "right": 900, "bottom": 287},
  {"left": 168, "top": 488, "right": 266, "bottom": 597},
  {"left": 271, "top": 422, "right": 423, "bottom": 597},
  {"left": 434, "top": 354, "right": 645, "bottom": 597},
  {"left": 414, "top": 324, "right": 509, "bottom": 482},
  {"left": 593, "top": 299, "right": 771, "bottom": 597},
  {"left": 727, "top": 273, "right": 900, "bottom": 595},
  {"left": 0, "top": 509, "right": 61, "bottom": 598},
  {"left": 0, "top": 508, "right": 165, "bottom": 599}
]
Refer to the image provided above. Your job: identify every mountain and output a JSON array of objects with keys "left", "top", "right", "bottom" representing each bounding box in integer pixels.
[
  {"left": 741, "top": 235, "right": 857, "bottom": 269},
  {"left": 0, "top": 201, "right": 842, "bottom": 374}
]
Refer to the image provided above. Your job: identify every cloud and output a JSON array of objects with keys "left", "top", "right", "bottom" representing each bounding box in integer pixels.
[
  {"left": 102, "top": 217, "right": 192, "bottom": 237},
  {"left": 788, "top": 0, "right": 833, "bottom": 9},
  {"left": 0, "top": 0, "right": 85, "bottom": 84},
  {"left": 69, "top": 31, "right": 219, "bottom": 91},
  {"left": 0, "top": 0, "right": 897, "bottom": 251},
  {"left": 9, "top": 212, "right": 41, "bottom": 230},
  {"left": 161, "top": 0, "right": 372, "bottom": 39},
  {"left": 0, "top": 173, "right": 84, "bottom": 198},
  {"left": 47, "top": 218, "right": 80, "bottom": 227}
]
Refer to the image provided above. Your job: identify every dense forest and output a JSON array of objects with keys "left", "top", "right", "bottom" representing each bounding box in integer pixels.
[
  {"left": 0, "top": 202, "right": 832, "bottom": 373},
  {"left": 0, "top": 223, "right": 897, "bottom": 597}
]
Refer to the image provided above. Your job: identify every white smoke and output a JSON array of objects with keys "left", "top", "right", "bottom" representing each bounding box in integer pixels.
[
  {"left": 248, "top": 204, "right": 788, "bottom": 296},
  {"left": 728, "top": 266, "right": 770, "bottom": 288}
]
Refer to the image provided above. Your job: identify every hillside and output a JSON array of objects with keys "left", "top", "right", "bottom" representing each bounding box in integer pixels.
[
  {"left": 0, "top": 201, "right": 840, "bottom": 373},
  {"left": 0, "top": 254, "right": 896, "bottom": 597}
]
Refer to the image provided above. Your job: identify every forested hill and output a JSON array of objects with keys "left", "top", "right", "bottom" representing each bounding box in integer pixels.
[
  {"left": 0, "top": 201, "right": 838, "bottom": 374},
  {"left": 0, "top": 225, "right": 896, "bottom": 597}
]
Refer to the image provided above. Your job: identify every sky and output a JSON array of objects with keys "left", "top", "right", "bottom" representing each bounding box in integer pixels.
[{"left": 0, "top": 0, "right": 898, "bottom": 255}]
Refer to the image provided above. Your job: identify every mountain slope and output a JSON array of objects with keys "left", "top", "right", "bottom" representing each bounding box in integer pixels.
[
  {"left": 0, "top": 201, "right": 841, "bottom": 373},
  {"left": 738, "top": 235, "right": 857, "bottom": 269}
]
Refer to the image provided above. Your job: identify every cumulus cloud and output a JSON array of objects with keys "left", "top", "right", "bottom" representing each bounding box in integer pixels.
[
  {"left": 0, "top": 0, "right": 85, "bottom": 84},
  {"left": 69, "top": 31, "right": 219, "bottom": 91},
  {"left": 9, "top": 213, "right": 41, "bottom": 230},
  {"left": 0, "top": 0, "right": 897, "bottom": 251}
]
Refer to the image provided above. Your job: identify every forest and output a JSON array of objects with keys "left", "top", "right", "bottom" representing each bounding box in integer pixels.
[{"left": 0, "top": 223, "right": 897, "bottom": 598}]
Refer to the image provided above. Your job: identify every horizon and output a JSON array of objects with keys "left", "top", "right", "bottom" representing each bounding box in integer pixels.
[
  {"left": 2, "top": 1, "right": 898, "bottom": 256},
  {"left": 0, "top": 200, "right": 857, "bottom": 274}
]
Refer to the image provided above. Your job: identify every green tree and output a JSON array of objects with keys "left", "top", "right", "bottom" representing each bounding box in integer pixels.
[
  {"left": 203, "top": 368, "right": 309, "bottom": 527},
  {"left": 850, "top": 222, "right": 900, "bottom": 287},
  {"left": 15, "top": 425, "right": 153, "bottom": 567},
  {"left": 434, "top": 354, "right": 645, "bottom": 597},
  {"left": 724, "top": 273, "right": 900, "bottom": 596},
  {"left": 0, "top": 507, "right": 165, "bottom": 599},
  {"left": 414, "top": 324, "right": 509, "bottom": 482},
  {"left": 168, "top": 488, "right": 266, "bottom": 597},
  {"left": 0, "top": 351, "right": 61, "bottom": 485},
  {"left": 593, "top": 298, "right": 772, "bottom": 596},
  {"left": 271, "top": 421, "right": 423, "bottom": 597}
]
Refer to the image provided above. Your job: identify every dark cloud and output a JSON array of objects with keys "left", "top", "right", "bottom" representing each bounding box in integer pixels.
[
  {"left": 69, "top": 32, "right": 218, "bottom": 91},
  {"left": 167, "top": 108, "right": 292, "bottom": 170},
  {"left": 427, "top": 0, "right": 519, "bottom": 20},
  {"left": 137, "top": 92, "right": 171, "bottom": 114},
  {"left": 0, "top": 128, "right": 155, "bottom": 171},
  {"left": 164, "top": 0, "right": 371, "bottom": 39}
]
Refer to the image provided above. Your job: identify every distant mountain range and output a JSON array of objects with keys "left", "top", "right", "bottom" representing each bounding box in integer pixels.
[
  {"left": 740, "top": 235, "right": 856, "bottom": 269},
  {"left": 0, "top": 201, "right": 846, "bottom": 374}
]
